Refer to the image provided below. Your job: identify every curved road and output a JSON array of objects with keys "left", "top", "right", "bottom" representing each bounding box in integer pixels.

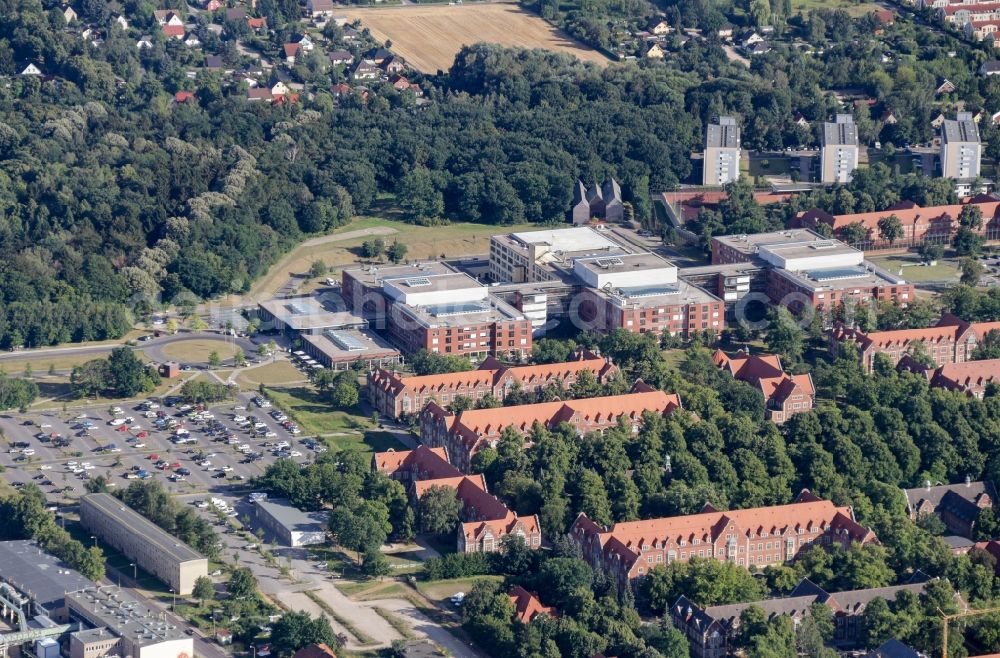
[{"left": 0, "top": 331, "right": 258, "bottom": 368}]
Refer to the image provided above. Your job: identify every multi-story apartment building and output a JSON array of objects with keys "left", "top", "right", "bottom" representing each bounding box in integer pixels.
[
  {"left": 941, "top": 113, "right": 982, "bottom": 194},
  {"left": 797, "top": 196, "right": 1000, "bottom": 245},
  {"left": 712, "top": 349, "right": 815, "bottom": 423},
  {"left": 903, "top": 479, "right": 995, "bottom": 538},
  {"left": 820, "top": 114, "right": 859, "bottom": 184},
  {"left": 420, "top": 382, "right": 682, "bottom": 472},
  {"left": 939, "top": 1, "right": 1000, "bottom": 25},
  {"left": 830, "top": 312, "right": 1000, "bottom": 372},
  {"left": 672, "top": 577, "right": 934, "bottom": 658},
  {"left": 703, "top": 116, "right": 741, "bottom": 186},
  {"left": 373, "top": 446, "right": 541, "bottom": 552},
  {"left": 570, "top": 490, "right": 876, "bottom": 589},
  {"left": 368, "top": 348, "right": 618, "bottom": 419},
  {"left": 79, "top": 493, "right": 208, "bottom": 595},
  {"left": 341, "top": 262, "right": 532, "bottom": 359}
]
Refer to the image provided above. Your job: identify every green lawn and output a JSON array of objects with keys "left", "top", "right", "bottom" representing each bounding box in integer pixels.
[
  {"left": 790, "top": 0, "right": 880, "bottom": 16},
  {"left": 265, "top": 385, "right": 406, "bottom": 452},
  {"left": 416, "top": 576, "right": 504, "bottom": 604},
  {"left": 868, "top": 255, "right": 960, "bottom": 283}
]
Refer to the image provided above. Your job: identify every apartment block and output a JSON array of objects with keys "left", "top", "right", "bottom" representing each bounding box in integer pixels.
[
  {"left": 79, "top": 493, "right": 207, "bottom": 595},
  {"left": 419, "top": 382, "right": 681, "bottom": 472},
  {"left": 571, "top": 490, "right": 876, "bottom": 589},
  {"left": 712, "top": 349, "right": 814, "bottom": 423},
  {"left": 820, "top": 114, "right": 859, "bottom": 184},
  {"left": 703, "top": 116, "right": 741, "bottom": 186},
  {"left": 940, "top": 112, "right": 982, "bottom": 194},
  {"left": 368, "top": 348, "right": 618, "bottom": 419},
  {"left": 373, "top": 445, "right": 541, "bottom": 552},
  {"left": 831, "top": 312, "right": 1000, "bottom": 373}
]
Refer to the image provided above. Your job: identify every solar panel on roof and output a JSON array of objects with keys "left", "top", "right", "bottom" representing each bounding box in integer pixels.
[
  {"left": 806, "top": 266, "right": 868, "bottom": 282},
  {"left": 596, "top": 257, "right": 624, "bottom": 267},
  {"left": 403, "top": 277, "right": 431, "bottom": 287},
  {"left": 285, "top": 302, "right": 310, "bottom": 315},
  {"left": 327, "top": 329, "right": 367, "bottom": 351},
  {"left": 424, "top": 302, "right": 489, "bottom": 317},
  {"left": 618, "top": 285, "right": 680, "bottom": 298}
]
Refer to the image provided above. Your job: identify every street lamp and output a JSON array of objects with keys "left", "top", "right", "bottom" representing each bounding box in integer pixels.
[
  {"left": 212, "top": 609, "right": 220, "bottom": 637},
  {"left": 90, "top": 535, "right": 96, "bottom": 548},
  {"left": 170, "top": 588, "right": 175, "bottom": 611},
  {"left": 130, "top": 563, "right": 136, "bottom": 580},
  {"left": 251, "top": 645, "right": 257, "bottom": 658}
]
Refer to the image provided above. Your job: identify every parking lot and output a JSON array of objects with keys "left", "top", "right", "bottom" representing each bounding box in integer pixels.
[{"left": 0, "top": 391, "right": 320, "bottom": 507}]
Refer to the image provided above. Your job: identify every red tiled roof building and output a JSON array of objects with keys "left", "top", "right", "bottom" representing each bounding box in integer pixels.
[
  {"left": 713, "top": 349, "right": 815, "bottom": 423},
  {"left": 831, "top": 312, "right": 1000, "bottom": 373},
  {"left": 373, "top": 446, "right": 541, "bottom": 553},
  {"left": 419, "top": 382, "right": 681, "bottom": 473},
  {"left": 571, "top": 490, "right": 877, "bottom": 589},
  {"left": 368, "top": 348, "right": 618, "bottom": 419}
]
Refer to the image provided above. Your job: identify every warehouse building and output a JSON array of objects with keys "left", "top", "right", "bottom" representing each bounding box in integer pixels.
[
  {"left": 79, "top": 494, "right": 207, "bottom": 595},
  {"left": 0, "top": 540, "right": 94, "bottom": 623},
  {"left": 254, "top": 498, "right": 328, "bottom": 547}
]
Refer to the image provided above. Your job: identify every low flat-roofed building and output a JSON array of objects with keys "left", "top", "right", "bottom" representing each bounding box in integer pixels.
[
  {"left": 80, "top": 494, "right": 207, "bottom": 595},
  {"left": 254, "top": 498, "right": 328, "bottom": 547},
  {"left": 572, "top": 252, "right": 678, "bottom": 290},
  {"left": 0, "top": 540, "right": 95, "bottom": 622},
  {"left": 258, "top": 295, "right": 366, "bottom": 336},
  {"left": 711, "top": 228, "right": 846, "bottom": 265},
  {"left": 299, "top": 328, "right": 400, "bottom": 371},
  {"left": 65, "top": 587, "right": 193, "bottom": 658},
  {"left": 489, "top": 227, "right": 626, "bottom": 283}
]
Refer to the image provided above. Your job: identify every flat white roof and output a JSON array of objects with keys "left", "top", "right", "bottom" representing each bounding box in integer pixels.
[{"left": 510, "top": 227, "right": 620, "bottom": 252}]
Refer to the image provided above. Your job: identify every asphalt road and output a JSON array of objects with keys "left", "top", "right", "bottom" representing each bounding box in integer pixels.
[{"left": 0, "top": 331, "right": 258, "bottom": 369}]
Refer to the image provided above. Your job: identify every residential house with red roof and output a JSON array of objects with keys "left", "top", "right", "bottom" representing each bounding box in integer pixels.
[
  {"left": 713, "top": 350, "right": 814, "bottom": 423},
  {"left": 372, "top": 446, "right": 541, "bottom": 552},
  {"left": 419, "top": 382, "right": 682, "bottom": 472},
  {"left": 939, "top": 1, "right": 1000, "bottom": 25},
  {"left": 508, "top": 586, "right": 555, "bottom": 624},
  {"left": 283, "top": 43, "right": 302, "bottom": 64},
  {"left": 291, "top": 644, "right": 337, "bottom": 658},
  {"left": 571, "top": 490, "right": 877, "bottom": 589},
  {"left": 368, "top": 348, "right": 618, "bottom": 419},
  {"left": 830, "top": 312, "right": 1000, "bottom": 373}
]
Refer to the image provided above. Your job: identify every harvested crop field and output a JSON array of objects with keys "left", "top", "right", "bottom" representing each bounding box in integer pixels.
[{"left": 341, "top": 3, "right": 611, "bottom": 73}]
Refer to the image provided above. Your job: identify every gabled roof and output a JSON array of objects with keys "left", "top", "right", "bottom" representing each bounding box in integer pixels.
[
  {"left": 798, "top": 198, "right": 1000, "bottom": 232},
  {"left": 903, "top": 480, "right": 995, "bottom": 520},
  {"left": 372, "top": 446, "right": 459, "bottom": 480},
  {"left": 573, "top": 492, "right": 874, "bottom": 572},
  {"left": 833, "top": 313, "right": 1000, "bottom": 352},
  {"left": 509, "top": 586, "right": 555, "bottom": 624},
  {"left": 283, "top": 43, "right": 302, "bottom": 58},
  {"left": 291, "top": 644, "right": 337, "bottom": 658},
  {"left": 933, "top": 357, "right": 1000, "bottom": 393}
]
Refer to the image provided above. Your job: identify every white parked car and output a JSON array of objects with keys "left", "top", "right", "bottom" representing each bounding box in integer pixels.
[
  {"left": 290, "top": 451, "right": 302, "bottom": 457},
  {"left": 108, "top": 419, "right": 126, "bottom": 427},
  {"left": 39, "top": 465, "right": 52, "bottom": 470}
]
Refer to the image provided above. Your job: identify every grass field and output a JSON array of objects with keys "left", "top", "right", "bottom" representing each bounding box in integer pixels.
[
  {"left": 265, "top": 386, "right": 406, "bottom": 452},
  {"left": 415, "top": 576, "right": 504, "bottom": 604},
  {"left": 341, "top": 4, "right": 610, "bottom": 73},
  {"left": 235, "top": 361, "right": 307, "bottom": 388},
  {"left": 868, "top": 254, "right": 960, "bottom": 282},
  {"left": 790, "top": 0, "right": 880, "bottom": 15},
  {"left": 247, "top": 208, "right": 538, "bottom": 300},
  {"left": 159, "top": 340, "right": 239, "bottom": 363}
]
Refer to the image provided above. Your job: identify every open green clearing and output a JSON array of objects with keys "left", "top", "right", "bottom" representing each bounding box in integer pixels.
[{"left": 868, "top": 254, "right": 960, "bottom": 283}]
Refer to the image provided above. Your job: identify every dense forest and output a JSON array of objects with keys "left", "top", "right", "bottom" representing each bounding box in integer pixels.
[{"left": 6, "top": 0, "right": 1000, "bottom": 348}]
